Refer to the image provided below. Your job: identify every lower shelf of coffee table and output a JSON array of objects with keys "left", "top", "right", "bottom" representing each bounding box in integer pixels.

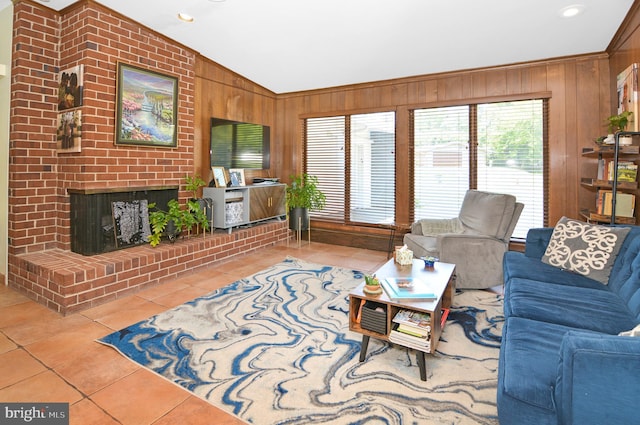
[{"left": 348, "top": 294, "right": 447, "bottom": 355}]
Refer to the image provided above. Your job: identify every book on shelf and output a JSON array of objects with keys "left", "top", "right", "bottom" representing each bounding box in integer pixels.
[
  {"left": 380, "top": 277, "right": 436, "bottom": 302},
  {"left": 396, "top": 323, "right": 429, "bottom": 338},
  {"left": 393, "top": 309, "right": 431, "bottom": 326},
  {"left": 392, "top": 308, "right": 451, "bottom": 335},
  {"left": 617, "top": 162, "right": 638, "bottom": 182},
  {"left": 597, "top": 190, "right": 636, "bottom": 217},
  {"left": 389, "top": 324, "right": 431, "bottom": 350},
  {"left": 601, "top": 159, "right": 638, "bottom": 182}
]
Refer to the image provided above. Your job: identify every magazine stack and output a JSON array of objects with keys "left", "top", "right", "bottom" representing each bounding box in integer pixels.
[{"left": 389, "top": 309, "right": 431, "bottom": 352}]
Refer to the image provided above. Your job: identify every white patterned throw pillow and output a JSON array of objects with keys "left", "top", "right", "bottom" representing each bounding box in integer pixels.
[
  {"left": 619, "top": 324, "right": 640, "bottom": 337},
  {"left": 542, "top": 217, "right": 630, "bottom": 284}
]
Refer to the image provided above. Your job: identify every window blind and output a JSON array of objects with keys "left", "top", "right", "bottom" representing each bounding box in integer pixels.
[
  {"left": 413, "top": 106, "right": 470, "bottom": 219},
  {"left": 477, "top": 100, "right": 544, "bottom": 239},
  {"left": 305, "top": 116, "right": 346, "bottom": 221},
  {"left": 350, "top": 112, "right": 396, "bottom": 224},
  {"left": 412, "top": 100, "right": 546, "bottom": 239}
]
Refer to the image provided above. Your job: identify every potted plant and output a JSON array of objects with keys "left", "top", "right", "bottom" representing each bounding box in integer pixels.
[
  {"left": 606, "top": 111, "right": 634, "bottom": 145},
  {"left": 148, "top": 198, "right": 210, "bottom": 247},
  {"left": 286, "top": 173, "right": 326, "bottom": 231},
  {"left": 185, "top": 174, "right": 207, "bottom": 200},
  {"left": 185, "top": 174, "right": 212, "bottom": 231}
]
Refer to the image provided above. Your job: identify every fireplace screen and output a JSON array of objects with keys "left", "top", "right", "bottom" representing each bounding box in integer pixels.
[{"left": 70, "top": 187, "right": 178, "bottom": 255}]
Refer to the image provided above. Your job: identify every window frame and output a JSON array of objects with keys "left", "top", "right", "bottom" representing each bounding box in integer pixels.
[
  {"left": 408, "top": 94, "right": 550, "bottom": 239},
  {"left": 302, "top": 108, "right": 398, "bottom": 227}
]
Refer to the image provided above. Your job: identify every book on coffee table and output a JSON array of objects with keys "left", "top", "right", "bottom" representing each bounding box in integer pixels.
[{"left": 381, "top": 277, "right": 436, "bottom": 302}]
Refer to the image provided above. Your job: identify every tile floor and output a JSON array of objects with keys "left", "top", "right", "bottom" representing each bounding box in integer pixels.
[{"left": 0, "top": 241, "right": 388, "bottom": 425}]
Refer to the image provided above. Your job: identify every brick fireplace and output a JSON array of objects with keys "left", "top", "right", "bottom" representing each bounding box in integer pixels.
[{"left": 7, "top": 2, "right": 287, "bottom": 315}]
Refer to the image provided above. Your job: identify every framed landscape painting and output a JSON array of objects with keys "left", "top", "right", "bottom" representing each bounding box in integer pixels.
[{"left": 115, "top": 63, "right": 178, "bottom": 147}]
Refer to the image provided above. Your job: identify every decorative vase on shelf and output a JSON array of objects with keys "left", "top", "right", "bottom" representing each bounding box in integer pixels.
[{"left": 619, "top": 135, "right": 633, "bottom": 145}]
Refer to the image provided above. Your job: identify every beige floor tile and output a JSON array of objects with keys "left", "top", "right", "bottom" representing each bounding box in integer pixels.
[
  {"left": 136, "top": 280, "right": 191, "bottom": 301},
  {"left": 55, "top": 342, "right": 140, "bottom": 395},
  {"left": 151, "top": 286, "right": 213, "bottom": 309},
  {"left": 0, "top": 370, "right": 83, "bottom": 403},
  {"left": 82, "top": 295, "right": 158, "bottom": 321},
  {"left": 91, "top": 369, "right": 190, "bottom": 425},
  {"left": 25, "top": 321, "right": 111, "bottom": 369},
  {"left": 70, "top": 399, "right": 120, "bottom": 425},
  {"left": 0, "top": 285, "right": 30, "bottom": 308},
  {"left": 0, "top": 301, "right": 61, "bottom": 328},
  {"left": 83, "top": 296, "right": 167, "bottom": 331},
  {"left": 153, "top": 396, "right": 245, "bottom": 425},
  {"left": 0, "top": 332, "right": 17, "bottom": 354},
  {"left": 0, "top": 348, "right": 47, "bottom": 389},
  {"left": 3, "top": 313, "right": 93, "bottom": 346},
  {"left": 190, "top": 272, "right": 243, "bottom": 292}
]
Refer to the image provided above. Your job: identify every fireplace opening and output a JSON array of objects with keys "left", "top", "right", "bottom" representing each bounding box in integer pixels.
[{"left": 69, "top": 186, "right": 178, "bottom": 255}]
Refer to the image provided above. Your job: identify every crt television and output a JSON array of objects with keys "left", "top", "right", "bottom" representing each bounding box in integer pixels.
[{"left": 210, "top": 118, "right": 270, "bottom": 169}]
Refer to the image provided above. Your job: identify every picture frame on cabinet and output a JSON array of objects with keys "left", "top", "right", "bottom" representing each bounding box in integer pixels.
[
  {"left": 115, "top": 62, "right": 178, "bottom": 148},
  {"left": 212, "top": 166, "right": 228, "bottom": 188},
  {"left": 229, "top": 169, "right": 246, "bottom": 187}
]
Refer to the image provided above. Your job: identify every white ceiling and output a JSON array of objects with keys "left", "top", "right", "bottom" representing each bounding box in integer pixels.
[{"left": 0, "top": 0, "right": 635, "bottom": 93}]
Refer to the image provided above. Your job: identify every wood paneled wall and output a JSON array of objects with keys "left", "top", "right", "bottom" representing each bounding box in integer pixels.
[
  {"left": 194, "top": 56, "right": 278, "bottom": 187},
  {"left": 608, "top": 1, "right": 640, "bottom": 110},
  {"left": 274, "top": 55, "right": 612, "bottom": 231},
  {"left": 193, "top": 5, "right": 640, "bottom": 246}
]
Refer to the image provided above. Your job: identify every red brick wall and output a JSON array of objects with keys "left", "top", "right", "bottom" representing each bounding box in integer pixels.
[
  {"left": 9, "top": 0, "right": 196, "bottom": 255},
  {"left": 9, "top": 2, "right": 59, "bottom": 255}
]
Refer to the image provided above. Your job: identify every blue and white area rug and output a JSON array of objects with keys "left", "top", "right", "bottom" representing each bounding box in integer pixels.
[{"left": 99, "top": 257, "right": 503, "bottom": 425}]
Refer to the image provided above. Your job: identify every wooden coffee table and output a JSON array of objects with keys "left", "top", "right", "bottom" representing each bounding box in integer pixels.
[{"left": 348, "top": 258, "right": 456, "bottom": 381}]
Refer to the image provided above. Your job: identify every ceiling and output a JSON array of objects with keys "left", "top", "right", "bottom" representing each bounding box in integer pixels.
[{"left": 0, "top": 0, "right": 635, "bottom": 93}]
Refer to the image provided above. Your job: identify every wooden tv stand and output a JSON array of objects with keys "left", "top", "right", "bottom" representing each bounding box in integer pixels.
[{"left": 203, "top": 184, "right": 286, "bottom": 233}]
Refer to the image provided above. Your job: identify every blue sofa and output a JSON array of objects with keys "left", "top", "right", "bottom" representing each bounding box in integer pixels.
[{"left": 497, "top": 225, "right": 640, "bottom": 425}]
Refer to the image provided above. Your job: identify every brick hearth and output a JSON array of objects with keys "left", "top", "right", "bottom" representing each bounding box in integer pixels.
[{"left": 9, "top": 222, "right": 289, "bottom": 315}]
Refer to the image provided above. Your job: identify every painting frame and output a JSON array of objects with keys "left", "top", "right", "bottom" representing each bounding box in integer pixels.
[
  {"left": 229, "top": 168, "right": 246, "bottom": 187},
  {"left": 115, "top": 62, "right": 178, "bottom": 148},
  {"left": 56, "top": 109, "right": 82, "bottom": 153},
  {"left": 58, "top": 64, "right": 83, "bottom": 111},
  {"left": 617, "top": 63, "right": 639, "bottom": 132},
  {"left": 212, "top": 166, "right": 228, "bottom": 188}
]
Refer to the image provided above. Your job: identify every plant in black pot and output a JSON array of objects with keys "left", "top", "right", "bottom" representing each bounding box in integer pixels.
[
  {"left": 148, "top": 198, "right": 210, "bottom": 247},
  {"left": 185, "top": 174, "right": 212, "bottom": 231},
  {"left": 185, "top": 174, "right": 207, "bottom": 200},
  {"left": 286, "top": 174, "right": 326, "bottom": 231}
]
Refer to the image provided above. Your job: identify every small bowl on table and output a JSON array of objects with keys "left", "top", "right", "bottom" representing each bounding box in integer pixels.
[{"left": 421, "top": 256, "right": 438, "bottom": 270}]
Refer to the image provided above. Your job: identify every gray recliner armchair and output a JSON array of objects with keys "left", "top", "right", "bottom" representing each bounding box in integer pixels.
[{"left": 403, "top": 190, "right": 524, "bottom": 289}]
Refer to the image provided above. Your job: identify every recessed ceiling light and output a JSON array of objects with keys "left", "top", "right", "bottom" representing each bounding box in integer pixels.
[
  {"left": 177, "top": 12, "right": 194, "bottom": 23},
  {"left": 559, "top": 4, "right": 585, "bottom": 18}
]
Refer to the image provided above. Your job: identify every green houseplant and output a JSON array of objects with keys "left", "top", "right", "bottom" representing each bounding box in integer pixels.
[
  {"left": 286, "top": 174, "right": 326, "bottom": 231},
  {"left": 185, "top": 174, "right": 207, "bottom": 200},
  {"left": 185, "top": 174, "right": 212, "bottom": 227},
  {"left": 606, "top": 111, "right": 634, "bottom": 145},
  {"left": 607, "top": 111, "right": 633, "bottom": 133},
  {"left": 148, "top": 198, "right": 210, "bottom": 247}
]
